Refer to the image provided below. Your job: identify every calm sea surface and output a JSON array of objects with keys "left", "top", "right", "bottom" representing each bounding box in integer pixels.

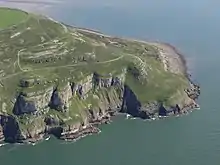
[{"left": 1, "top": 0, "right": 220, "bottom": 164}]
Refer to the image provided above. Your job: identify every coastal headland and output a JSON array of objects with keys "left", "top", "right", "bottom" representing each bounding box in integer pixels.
[{"left": 0, "top": 7, "right": 200, "bottom": 145}]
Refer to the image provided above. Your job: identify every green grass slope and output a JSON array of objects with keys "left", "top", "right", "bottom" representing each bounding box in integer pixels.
[{"left": 0, "top": 8, "right": 28, "bottom": 29}]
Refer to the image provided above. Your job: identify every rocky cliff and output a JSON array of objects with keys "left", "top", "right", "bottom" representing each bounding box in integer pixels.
[
  {"left": 0, "top": 66, "right": 200, "bottom": 143},
  {"left": 0, "top": 124, "right": 5, "bottom": 142},
  {"left": 0, "top": 8, "right": 200, "bottom": 144}
]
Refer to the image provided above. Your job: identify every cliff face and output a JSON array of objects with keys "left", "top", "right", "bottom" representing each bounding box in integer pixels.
[
  {"left": 0, "top": 72, "right": 127, "bottom": 143},
  {"left": 0, "top": 9, "right": 200, "bottom": 144},
  {"left": 0, "top": 69, "right": 200, "bottom": 143},
  {"left": 0, "top": 124, "right": 5, "bottom": 142},
  {"left": 49, "top": 83, "right": 73, "bottom": 112},
  {"left": 0, "top": 115, "right": 22, "bottom": 143},
  {"left": 13, "top": 87, "right": 54, "bottom": 115}
]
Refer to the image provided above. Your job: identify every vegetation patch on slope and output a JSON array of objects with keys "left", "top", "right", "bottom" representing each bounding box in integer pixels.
[{"left": 0, "top": 8, "right": 28, "bottom": 29}]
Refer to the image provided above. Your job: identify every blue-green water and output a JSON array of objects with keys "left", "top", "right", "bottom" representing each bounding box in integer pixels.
[{"left": 1, "top": 0, "right": 220, "bottom": 164}]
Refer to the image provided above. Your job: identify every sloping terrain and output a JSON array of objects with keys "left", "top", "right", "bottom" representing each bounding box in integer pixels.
[
  {"left": 0, "top": 8, "right": 200, "bottom": 143},
  {"left": 0, "top": 7, "right": 28, "bottom": 29}
]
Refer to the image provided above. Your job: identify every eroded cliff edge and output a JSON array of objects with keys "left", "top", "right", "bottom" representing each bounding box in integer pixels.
[{"left": 0, "top": 8, "right": 200, "bottom": 144}]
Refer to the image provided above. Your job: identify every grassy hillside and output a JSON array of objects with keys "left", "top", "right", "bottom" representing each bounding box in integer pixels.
[
  {"left": 0, "top": 8, "right": 28, "bottom": 29},
  {"left": 0, "top": 7, "right": 191, "bottom": 132}
]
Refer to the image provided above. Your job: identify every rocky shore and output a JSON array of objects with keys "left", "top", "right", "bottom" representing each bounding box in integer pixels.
[
  {"left": 60, "top": 125, "right": 101, "bottom": 141},
  {"left": 58, "top": 115, "right": 113, "bottom": 141}
]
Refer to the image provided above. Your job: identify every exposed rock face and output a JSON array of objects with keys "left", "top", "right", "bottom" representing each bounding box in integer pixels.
[
  {"left": 140, "top": 101, "right": 160, "bottom": 117},
  {"left": 13, "top": 94, "right": 37, "bottom": 115},
  {"left": 0, "top": 114, "right": 47, "bottom": 143},
  {"left": 45, "top": 116, "right": 60, "bottom": 126},
  {"left": 32, "top": 87, "right": 54, "bottom": 111},
  {"left": 49, "top": 83, "right": 72, "bottom": 112},
  {"left": 49, "top": 88, "right": 64, "bottom": 111},
  {"left": 185, "top": 83, "right": 200, "bottom": 100},
  {"left": 60, "top": 125, "right": 100, "bottom": 141},
  {"left": 120, "top": 77, "right": 200, "bottom": 119},
  {"left": 93, "top": 73, "right": 113, "bottom": 88},
  {"left": 20, "top": 116, "right": 46, "bottom": 143},
  {"left": 121, "top": 85, "right": 142, "bottom": 117},
  {"left": 0, "top": 115, "right": 22, "bottom": 143},
  {"left": 93, "top": 70, "right": 126, "bottom": 89},
  {"left": 13, "top": 87, "right": 54, "bottom": 115},
  {"left": 5, "top": 71, "right": 125, "bottom": 142},
  {"left": 72, "top": 74, "right": 94, "bottom": 98},
  {"left": 19, "top": 79, "right": 35, "bottom": 88},
  {"left": 0, "top": 124, "right": 4, "bottom": 142},
  {"left": 61, "top": 122, "right": 82, "bottom": 136}
]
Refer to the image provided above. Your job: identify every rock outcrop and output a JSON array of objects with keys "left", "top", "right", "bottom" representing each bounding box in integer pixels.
[
  {"left": 0, "top": 124, "right": 4, "bottom": 142},
  {"left": 13, "top": 94, "right": 37, "bottom": 115},
  {"left": 13, "top": 87, "right": 54, "bottom": 115},
  {"left": 0, "top": 115, "right": 22, "bottom": 143},
  {"left": 49, "top": 83, "right": 72, "bottom": 112}
]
